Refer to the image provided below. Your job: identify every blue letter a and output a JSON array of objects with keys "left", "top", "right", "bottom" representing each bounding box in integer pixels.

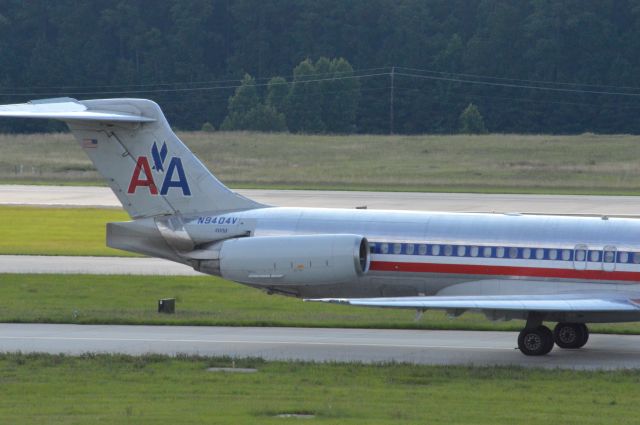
[{"left": 160, "top": 157, "right": 191, "bottom": 196}]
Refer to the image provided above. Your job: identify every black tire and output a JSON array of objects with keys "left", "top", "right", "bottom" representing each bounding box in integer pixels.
[
  {"left": 553, "top": 323, "right": 589, "bottom": 349},
  {"left": 579, "top": 324, "right": 589, "bottom": 347},
  {"left": 518, "top": 325, "right": 554, "bottom": 356}
]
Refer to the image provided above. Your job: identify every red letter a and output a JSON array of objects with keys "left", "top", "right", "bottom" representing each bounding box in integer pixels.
[{"left": 127, "top": 157, "right": 158, "bottom": 194}]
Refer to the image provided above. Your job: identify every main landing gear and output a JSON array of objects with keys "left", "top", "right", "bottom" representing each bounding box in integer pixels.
[{"left": 517, "top": 321, "right": 590, "bottom": 356}]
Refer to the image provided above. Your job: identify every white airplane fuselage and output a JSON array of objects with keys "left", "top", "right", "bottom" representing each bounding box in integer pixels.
[{"left": 179, "top": 206, "right": 640, "bottom": 322}]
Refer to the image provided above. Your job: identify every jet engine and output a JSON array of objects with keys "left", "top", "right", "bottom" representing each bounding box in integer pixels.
[{"left": 196, "top": 234, "right": 369, "bottom": 286}]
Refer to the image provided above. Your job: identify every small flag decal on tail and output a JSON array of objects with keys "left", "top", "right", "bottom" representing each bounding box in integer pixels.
[{"left": 82, "top": 138, "right": 98, "bottom": 148}]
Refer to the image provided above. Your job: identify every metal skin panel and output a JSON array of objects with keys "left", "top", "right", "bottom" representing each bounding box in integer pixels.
[
  {"left": 66, "top": 99, "right": 264, "bottom": 219},
  {"left": 218, "top": 234, "right": 368, "bottom": 286},
  {"left": 307, "top": 293, "right": 640, "bottom": 324},
  {"left": 182, "top": 207, "right": 640, "bottom": 314}
]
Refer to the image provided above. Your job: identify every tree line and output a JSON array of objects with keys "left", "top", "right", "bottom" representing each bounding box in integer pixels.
[
  {"left": 219, "top": 57, "right": 360, "bottom": 133},
  {"left": 0, "top": 0, "right": 639, "bottom": 134}
]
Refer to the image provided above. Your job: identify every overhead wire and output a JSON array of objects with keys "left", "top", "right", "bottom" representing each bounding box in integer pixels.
[
  {"left": 0, "top": 67, "right": 390, "bottom": 92},
  {"left": 394, "top": 71, "right": 640, "bottom": 98},
  {"left": 2, "top": 66, "right": 639, "bottom": 114},
  {"left": 0, "top": 72, "right": 389, "bottom": 97},
  {"left": 395, "top": 66, "right": 640, "bottom": 92}
]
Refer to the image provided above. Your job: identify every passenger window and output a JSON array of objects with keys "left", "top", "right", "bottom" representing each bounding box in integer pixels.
[
  {"left": 620, "top": 252, "right": 629, "bottom": 263},
  {"left": 549, "top": 249, "right": 558, "bottom": 260},
  {"left": 393, "top": 243, "right": 402, "bottom": 254},
  {"left": 575, "top": 249, "right": 586, "bottom": 262},
  {"left": 406, "top": 244, "right": 415, "bottom": 255},
  {"left": 562, "top": 249, "right": 571, "bottom": 261},
  {"left": 604, "top": 251, "right": 615, "bottom": 263},
  {"left": 496, "top": 247, "right": 505, "bottom": 258},
  {"left": 508, "top": 247, "right": 518, "bottom": 258},
  {"left": 418, "top": 244, "right": 427, "bottom": 255},
  {"left": 369, "top": 243, "right": 376, "bottom": 254},
  {"left": 535, "top": 248, "right": 544, "bottom": 260},
  {"left": 457, "top": 246, "right": 466, "bottom": 256},
  {"left": 633, "top": 253, "right": 640, "bottom": 264},
  {"left": 431, "top": 244, "right": 441, "bottom": 256},
  {"left": 470, "top": 246, "right": 479, "bottom": 257},
  {"left": 444, "top": 245, "right": 453, "bottom": 256},
  {"left": 380, "top": 243, "right": 389, "bottom": 254},
  {"left": 522, "top": 248, "right": 531, "bottom": 259},
  {"left": 483, "top": 246, "right": 492, "bottom": 257},
  {"left": 589, "top": 251, "right": 600, "bottom": 262}
]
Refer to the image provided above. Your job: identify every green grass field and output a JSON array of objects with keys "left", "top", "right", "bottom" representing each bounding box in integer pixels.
[
  {"left": 4, "top": 273, "right": 640, "bottom": 334},
  {"left": 0, "top": 206, "right": 132, "bottom": 256},
  {"left": 1, "top": 353, "right": 638, "bottom": 425},
  {"left": 0, "top": 273, "right": 493, "bottom": 329},
  {"left": 3, "top": 131, "right": 640, "bottom": 193}
]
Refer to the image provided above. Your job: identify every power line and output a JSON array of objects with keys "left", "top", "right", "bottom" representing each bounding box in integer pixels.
[
  {"left": 395, "top": 66, "right": 640, "bottom": 93},
  {"left": 393, "top": 85, "right": 640, "bottom": 111},
  {"left": 395, "top": 71, "right": 640, "bottom": 98},
  {"left": 0, "top": 72, "right": 389, "bottom": 98},
  {"left": 2, "top": 65, "right": 640, "bottom": 101},
  {"left": 158, "top": 85, "right": 389, "bottom": 106},
  {"left": 0, "top": 67, "right": 391, "bottom": 92}
]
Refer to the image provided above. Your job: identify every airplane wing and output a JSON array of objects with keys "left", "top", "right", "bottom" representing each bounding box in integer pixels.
[{"left": 307, "top": 293, "right": 640, "bottom": 313}]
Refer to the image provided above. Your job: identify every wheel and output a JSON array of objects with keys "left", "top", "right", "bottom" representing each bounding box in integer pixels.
[
  {"left": 579, "top": 324, "right": 589, "bottom": 346},
  {"left": 554, "top": 323, "right": 589, "bottom": 349},
  {"left": 518, "top": 325, "right": 554, "bottom": 356}
]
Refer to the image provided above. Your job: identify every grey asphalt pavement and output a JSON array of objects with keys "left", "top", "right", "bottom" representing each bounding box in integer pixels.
[
  {"left": 1, "top": 323, "right": 639, "bottom": 370},
  {"left": 3, "top": 184, "right": 640, "bottom": 215}
]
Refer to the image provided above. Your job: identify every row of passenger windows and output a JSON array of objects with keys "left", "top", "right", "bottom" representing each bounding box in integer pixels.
[{"left": 370, "top": 242, "right": 637, "bottom": 264}]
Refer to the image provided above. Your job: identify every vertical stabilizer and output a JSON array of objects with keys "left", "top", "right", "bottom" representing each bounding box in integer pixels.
[{"left": 0, "top": 98, "right": 265, "bottom": 218}]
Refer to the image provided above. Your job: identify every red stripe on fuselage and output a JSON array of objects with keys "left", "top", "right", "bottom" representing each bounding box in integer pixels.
[{"left": 370, "top": 261, "right": 640, "bottom": 282}]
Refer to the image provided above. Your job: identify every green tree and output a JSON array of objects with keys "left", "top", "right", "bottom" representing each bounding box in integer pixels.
[
  {"left": 321, "top": 57, "right": 360, "bottom": 133},
  {"left": 201, "top": 122, "right": 216, "bottom": 132},
  {"left": 458, "top": 103, "right": 487, "bottom": 134},
  {"left": 4, "top": 1, "right": 640, "bottom": 134},
  {"left": 266, "top": 76, "right": 289, "bottom": 113},
  {"left": 243, "top": 104, "right": 287, "bottom": 132},
  {"left": 286, "top": 59, "right": 324, "bottom": 133},
  {"left": 228, "top": 73, "right": 260, "bottom": 116},
  {"left": 221, "top": 73, "right": 259, "bottom": 130},
  {"left": 221, "top": 73, "right": 287, "bottom": 132}
]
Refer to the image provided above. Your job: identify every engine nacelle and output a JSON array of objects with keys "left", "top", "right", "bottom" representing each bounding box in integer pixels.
[{"left": 198, "top": 234, "right": 369, "bottom": 286}]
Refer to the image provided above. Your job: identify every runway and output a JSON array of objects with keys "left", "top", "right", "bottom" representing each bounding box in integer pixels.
[
  {"left": 3, "top": 184, "right": 640, "bottom": 215},
  {"left": 1, "top": 323, "right": 639, "bottom": 370}
]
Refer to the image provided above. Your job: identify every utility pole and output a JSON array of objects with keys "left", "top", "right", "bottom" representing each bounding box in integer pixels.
[{"left": 390, "top": 66, "right": 395, "bottom": 135}]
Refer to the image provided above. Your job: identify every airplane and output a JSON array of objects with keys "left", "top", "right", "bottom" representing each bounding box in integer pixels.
[{"left": 2, "top": 97, "right": 640, "bottom": 356}]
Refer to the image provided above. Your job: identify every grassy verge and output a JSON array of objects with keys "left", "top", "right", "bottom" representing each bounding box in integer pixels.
[
  {"left": 1, "top": 353, "right": 638, "bottom": 425},
  {"left": 0, "top": 206, "right": 132, "bottom": 256},
  {"left": 3, "top": 132, "right": 640, "bottom": 194},
  {"left": 3, "top": 273, "right": 640, "bottom": 334}
]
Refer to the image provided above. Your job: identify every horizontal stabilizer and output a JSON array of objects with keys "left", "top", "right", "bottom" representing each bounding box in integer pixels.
[{"left": 0, "top": 98, "right": 155, "bottom": 123}]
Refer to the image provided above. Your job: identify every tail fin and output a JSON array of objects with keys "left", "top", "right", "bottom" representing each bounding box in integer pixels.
[{"left": 0, "top": 98, "right": 264, "bottom": 218}]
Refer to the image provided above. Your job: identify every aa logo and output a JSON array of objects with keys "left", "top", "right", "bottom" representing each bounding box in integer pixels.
[{"left": 127, "top": 142, "right": 191, "bottom": 196}]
